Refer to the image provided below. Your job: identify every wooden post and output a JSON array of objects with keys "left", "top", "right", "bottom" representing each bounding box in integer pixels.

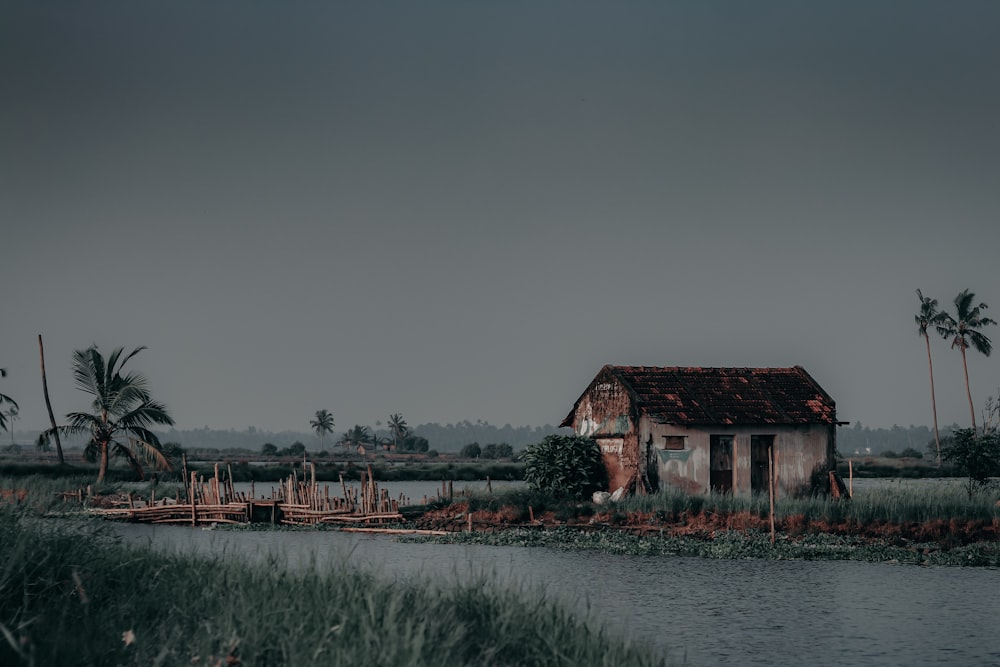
[
  {"left": 467, "top": 512, "right": 473, "bottom": 532},
  {"left": 190, "top": 471, "right": 198, "bottom": 526},
  {"left": 448, "top": 480, "right": 453, "bottom": 500},
  {"left": 181, "top": 454, "right": 190, "bottom": 502},
  {"left": 768, "top": 444, "right": 776, "bottom": 545},
  {"left": 849, "top": 459, "right": 854, "bottom": 499},
  {"left": 486, "top": 476, "right": 492, "bottom": 493},
  {"left": 528, "top": 506, "right": 534, "bottom": 522}
]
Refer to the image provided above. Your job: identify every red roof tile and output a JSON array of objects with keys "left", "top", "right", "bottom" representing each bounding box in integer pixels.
[{"left": 563, "top": 365, "right": 837, "bottom": 426}]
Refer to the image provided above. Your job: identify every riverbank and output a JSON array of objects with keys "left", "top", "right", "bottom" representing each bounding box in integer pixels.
[
  {"left": 0, "top": 508, "right": 668, "bottom": 667},
  {"left": 406, "top": 484, "right": 1000, "bottom": 566}
]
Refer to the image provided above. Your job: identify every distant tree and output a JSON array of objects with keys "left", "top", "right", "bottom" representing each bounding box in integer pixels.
[
  {"left": 941, "top": 428, "right": 1000, "bottom": 499},
  {"left": 310, "top": 409, "right": 335, "bottom": 448},
  {"left": 459, "top": 443, "right": 482, "bottom": 459},
  {"left": 402, "top": 434, "right": 429, "bottom": 453},
  {"left": 937, "top": 290, "right": 997, "bottom": 433},
  {"left": 482, "top": 443, "right": 499, "bottom": 459},
  {"left": 340, "top": 425, "right": 373, "bottom": 450},
  {"left": 882, "top": 450, "right": 898, "bottom": 459},
  {"left": 915, "top": 289, "right": 947, "bottom": 465},
  {"left": 317, "top": 450, "right": 329, "bottom": 458},
  {"left": 495, "top": 443, "right": 514, "bottom": 458},
  {"left": 426, "top": 449, "right": 439, "bottom": 458},
  {"left": 899, "top": 447, "right": 924, "bottom": 459},
  {"left": 388, "top": 413, "right": 409, "bottom": 450},
  {"left": 0, "top": 368, "right": 18, "bottom": 435},
  {"left": 261, "top": 443, "right": 278, "bottom": 457},
  {"left": 37, "top": 345, "right": 174, "bottom": 483},
  {"left": 285, "top": 441, "right": 306, "bottom": 457}
]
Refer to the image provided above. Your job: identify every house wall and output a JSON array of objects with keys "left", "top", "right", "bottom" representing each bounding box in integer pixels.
[
  {"left": 639, "top": 417, "right": 834, "bottom": 497},
  {"left": 568, "top": 373, "right": 640, "bottom": 492}
]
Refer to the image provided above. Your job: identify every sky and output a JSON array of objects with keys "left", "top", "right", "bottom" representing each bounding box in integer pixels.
[{"left": 2, "top": 1, "right": 999, "bottom": 436}]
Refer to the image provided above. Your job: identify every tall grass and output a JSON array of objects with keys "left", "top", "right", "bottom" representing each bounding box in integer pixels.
[
  {"left": 615, "top": 484, "right": 1000, "bottom": 525},
  {"left": 0, "top": 509, "right": 668, "bottom": 666}
]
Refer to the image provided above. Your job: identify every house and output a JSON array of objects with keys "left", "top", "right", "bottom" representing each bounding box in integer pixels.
[{"left": 560, "top": 365, "right": 840, "bottom": 497}]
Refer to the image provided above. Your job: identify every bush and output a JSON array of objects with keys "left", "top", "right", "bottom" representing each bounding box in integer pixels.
[
  {"left": 460, "top": 443, "right": 482, "bottom": 459},
  {"left": 941, "top": 428, "right": 1000, "bottom": 498},
  {"left": 521, "top": 435, "right": 607, "bottom": 500},
  {"left": 899, "top": 447, "right": 923, "bottom": 459}
]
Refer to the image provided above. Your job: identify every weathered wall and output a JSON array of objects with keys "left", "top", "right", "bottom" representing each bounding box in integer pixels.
[
  {"left": 569, "top": 371, "right": 640, "bottom": 492},
  {"left": 639, "top": 418, "right": 833, "bottom": 498}
]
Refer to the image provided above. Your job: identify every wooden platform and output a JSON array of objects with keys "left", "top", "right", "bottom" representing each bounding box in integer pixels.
[{"left": 91, "top": 463, "right": 405, "bottom": 527}]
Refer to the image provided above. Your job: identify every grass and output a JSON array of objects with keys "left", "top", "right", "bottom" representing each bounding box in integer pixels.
[
  {"left": 615, "top": 483, "right": 1000, "bottom": 525},
  {"left": 0, "top": 508, "right": 668, "bottom": 667}
]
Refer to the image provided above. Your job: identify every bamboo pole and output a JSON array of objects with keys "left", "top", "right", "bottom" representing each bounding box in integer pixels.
[
  {"left": 190, "top": 471, "right": 198, "bottom": 526},
  {"left": 849, "top": 459, "right": 854, "bottom": 498},
  {"left": 768, "top": 444, "right": 776, "bottom": 545}
]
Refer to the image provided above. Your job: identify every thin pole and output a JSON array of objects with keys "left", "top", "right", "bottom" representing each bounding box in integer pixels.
[{"left": 768, "top": 444, "right": 776, "bottom": 545}]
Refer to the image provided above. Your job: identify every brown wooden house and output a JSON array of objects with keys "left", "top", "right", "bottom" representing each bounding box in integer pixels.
[{"left": 560, "top": 365, "right": 839, "bottom": 497}]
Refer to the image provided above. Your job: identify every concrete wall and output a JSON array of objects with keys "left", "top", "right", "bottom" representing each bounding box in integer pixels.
[
  {"left": 568, "top": 372, "right": 640, "bottom": 492},
  {"left": 639, "top": 417, "right": 834, "bottom": 497}
]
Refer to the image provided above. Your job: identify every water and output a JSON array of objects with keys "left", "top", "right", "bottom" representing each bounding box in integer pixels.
[{"left": 110, "top": 523, "right": 1000, "bottom": 666}]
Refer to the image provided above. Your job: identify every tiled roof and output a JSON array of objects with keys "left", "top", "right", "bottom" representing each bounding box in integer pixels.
[{"left": 565, "top": 365, "right": 837, "bottom": 426}]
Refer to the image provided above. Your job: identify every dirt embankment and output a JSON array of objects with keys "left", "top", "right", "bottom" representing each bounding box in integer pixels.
[{"left": 414, "top": 502, "right": 1000, "bottom": 547}]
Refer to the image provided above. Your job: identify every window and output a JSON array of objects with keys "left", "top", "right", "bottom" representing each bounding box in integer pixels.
[{"left": 661, "top": 435, "right": 686, "bottom": 450}]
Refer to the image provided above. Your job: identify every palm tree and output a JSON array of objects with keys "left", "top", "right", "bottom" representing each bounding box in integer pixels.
[
  {"left": 339, "top": 424, "right": 373, "bottom": 451},
  {"left": 0, "top": 368, "right": 18, "bottom": 434},
  {"left": 388, "top": 412, "right": 409, "bottom": 450},
  {"left": 915, "top": 289, "right": 946, "bottom": 465},
  {"left": 936, "top": 290, "right": 997, "bottom": 433},
  {"left": 37, "top": 345, "right": 175, "bottom": 482},
  {"left": 310, "top": 409, "right": 335, "bottom": 448}
]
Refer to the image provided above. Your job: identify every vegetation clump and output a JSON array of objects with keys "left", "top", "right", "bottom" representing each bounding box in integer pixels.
[
  {"left": 521, "top": 435, "right": 607, "bottom": 500},
  {"left": 0, "top": 509, "right": 668, "bottom": 666}
]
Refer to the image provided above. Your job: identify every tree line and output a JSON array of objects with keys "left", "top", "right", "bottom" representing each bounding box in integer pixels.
[{"left": 914, "top": 288, "right": 999, "bottom": 492}]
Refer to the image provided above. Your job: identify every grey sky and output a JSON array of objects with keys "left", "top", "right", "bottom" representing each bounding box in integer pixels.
[{"left": 2, "top": 1, "right": 998, "bottom": 435}]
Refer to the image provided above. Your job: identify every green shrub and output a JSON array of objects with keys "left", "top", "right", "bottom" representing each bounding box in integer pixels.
[{"left": 521, "top": 435, "right": 607, "bottom": 500}]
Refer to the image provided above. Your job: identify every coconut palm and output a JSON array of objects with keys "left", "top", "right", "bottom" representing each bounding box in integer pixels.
[
  {"left": 936, "top": 290, "right": 997, "bottom": 433},
  {"left": 915, "top": 289, "right": 947, "bottom": 465},
  {"left": 339, "top": 424, "right": 373, "bottom": 451},
  {"left": 388, "top": 412, "right": 409, "bottom": 450},
  {"left": 310, "top": 409, "right": 335, "bottom": 448},
  {"left": 0, "top": 368, "right": 18, "bottom": 434},
  {"left": 37, "top": 345, "right": 175, "bottom": 482}
]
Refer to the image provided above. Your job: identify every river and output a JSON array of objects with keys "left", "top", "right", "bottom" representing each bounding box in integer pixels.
[{"left": 110, "top": 520, "right": 1000, "bottom": 667}]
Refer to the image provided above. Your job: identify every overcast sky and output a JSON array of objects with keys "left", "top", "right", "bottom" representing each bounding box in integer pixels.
[{"left": 2, "top": 1, "right": 998, "bottom": 436}]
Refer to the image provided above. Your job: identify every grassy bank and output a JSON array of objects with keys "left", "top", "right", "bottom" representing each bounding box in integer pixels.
[
  {"left": 0, "top": 509, "right": 667, "bottom": 667},
  {"left": 416, "top": 525, "right": 1000, "bottom": 567}
]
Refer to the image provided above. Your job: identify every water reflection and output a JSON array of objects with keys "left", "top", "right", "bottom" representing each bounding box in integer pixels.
[{"left": 111, "top": 524, "right": 1000, "bottom": 667}]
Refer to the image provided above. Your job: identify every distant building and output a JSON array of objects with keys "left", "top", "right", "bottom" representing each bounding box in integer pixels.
[{"left": 561, "top": 365, "right": 840, "bottom": 497}]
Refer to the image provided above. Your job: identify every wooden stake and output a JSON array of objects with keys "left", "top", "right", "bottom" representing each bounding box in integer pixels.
[
  {"left": 849, "top": 459, "right": 854, "bottom": 499},
  {"left": 768, "top": 444, "right": 775, "bottom": 545}
]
